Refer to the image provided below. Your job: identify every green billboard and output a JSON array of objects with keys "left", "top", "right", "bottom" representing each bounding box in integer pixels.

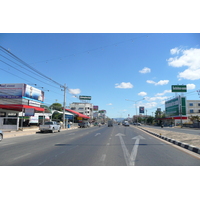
[
  {"left": 79, "top": 95, "right": 91, "bottom": 100},
  {"left": 171, "top": 85, "right": 187, "bottom": 92}
]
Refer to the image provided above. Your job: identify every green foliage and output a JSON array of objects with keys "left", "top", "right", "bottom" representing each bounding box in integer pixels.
[{"left": 50, "top": 103, "right": 62, "bottom": 111}]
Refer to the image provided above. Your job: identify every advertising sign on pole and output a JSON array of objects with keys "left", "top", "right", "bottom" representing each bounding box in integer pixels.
[
  {"left": 139, "top": 106, "right": 145, "bottom": 114},
  {"left": 93, "top": 105, "right": 99, "bottom": 111},
  {"left": 79, "top": 95, "right": 91, "bottom": 100},
  {"left": 171, "top": 85, "right": 187, "bottom": 92}
]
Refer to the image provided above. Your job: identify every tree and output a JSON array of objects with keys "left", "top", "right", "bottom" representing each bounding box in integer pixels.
[
  {"left": 146, "top": 116, "right": 154, "bottom": 124},
  {"left": 189, "top": 115, "right": 200, "bottom": 123},
  {"left": 50, "top": 103, "right": 62, "bottom": 111},
  {"left": 50, "top": 103, "right": 63, "bottom": 121}
]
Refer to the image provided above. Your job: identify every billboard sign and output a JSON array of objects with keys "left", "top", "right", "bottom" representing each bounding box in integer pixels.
[
  {"left": 93, "top": 105, "right": 99, "bottom": 111},
  {"left": 25, "top": 108, "right": 35, "bottom": 116},
  {"left": 171, "top": 85, "right": 187, "bottom": 92},
  {"left": 0, "top": 83, "right": 44, "bottom": 103},
  {"left": 79, "top": 95, "right": 91, "bottom": 100},
  {"left": 65, "top": 115, "right": 74, "bottom": 120},
  {"left": 165, "top": 96, "right": 186, "bottom": 116},
  {"left": 139, "top": 106, "right": 144, "bottom": 114},
  {"left": 99, "top": 110, "right": 106, "bottom": 113}
]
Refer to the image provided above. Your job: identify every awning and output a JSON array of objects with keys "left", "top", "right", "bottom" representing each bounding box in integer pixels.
[
  {"left": 65, "top": 108, "right": 90, "bottom": 119},
  {"left": 0, "top": 104, "right": 45, "bottom": 112}
]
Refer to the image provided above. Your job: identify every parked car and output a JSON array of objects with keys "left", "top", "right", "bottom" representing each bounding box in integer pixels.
[
  {"left": 0, "top": 130, "right": 3, "bottom": 141},
  {"left": 39, "top": 121, "right": 61, "bottom": 133},
  {"left": 78, "top": 122, "right": 90, "bottom": 128}
]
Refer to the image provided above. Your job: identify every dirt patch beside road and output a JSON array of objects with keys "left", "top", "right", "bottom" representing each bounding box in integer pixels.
[{"left": 139, "top": 126, "right": 200, "bottom": 149}]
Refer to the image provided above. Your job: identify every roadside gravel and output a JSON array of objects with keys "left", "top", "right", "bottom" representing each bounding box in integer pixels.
[{"left": 138, "top": 126, "right": 200, "bottom": 149}]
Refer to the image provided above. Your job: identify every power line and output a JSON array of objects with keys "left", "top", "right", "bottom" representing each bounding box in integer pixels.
[{"left": 1, "top": 46, "right": 64, "bottom": 88}]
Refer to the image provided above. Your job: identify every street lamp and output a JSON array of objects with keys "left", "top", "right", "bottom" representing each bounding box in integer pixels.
[{"left": 125, "top": 98, "right": 145, "bottom": 124}]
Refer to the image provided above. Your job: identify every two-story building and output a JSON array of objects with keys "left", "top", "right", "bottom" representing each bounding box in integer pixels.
[{"left": 69, "top": 102, "right": 93, "bottom": 120}]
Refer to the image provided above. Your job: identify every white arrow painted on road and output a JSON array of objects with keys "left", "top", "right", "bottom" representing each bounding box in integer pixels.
[
  {"left": 95, "top": 133, "right": 101, "bottom": 136},
  {"left": 115, "top": 133, "right": 130, "bottom": 166},
  {"left": 116, "top": 133, "right": 145, "bottom": 166},
  {"left": 130, "top": 135, "right": 145, "bottom": 166}
]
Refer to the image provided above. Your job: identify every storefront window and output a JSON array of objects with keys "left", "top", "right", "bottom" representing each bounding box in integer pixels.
[
  {"left": 0, "top": 112, "right": 6, "bottom": 117},
  {"left": 3, "top": 118, "right": 17, "bottom": 125}
]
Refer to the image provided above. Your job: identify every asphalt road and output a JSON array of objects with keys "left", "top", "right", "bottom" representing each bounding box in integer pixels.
[{"left": 1, "top": 124, "right": 200, "bottom": 166}]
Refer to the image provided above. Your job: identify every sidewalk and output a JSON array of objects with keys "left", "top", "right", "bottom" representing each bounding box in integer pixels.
[
  {"left": 2, "top": 126, "right": 78, "bottom": 139},
  {"left": 137, "top": 126, "right": 200, "bottom": 154}
]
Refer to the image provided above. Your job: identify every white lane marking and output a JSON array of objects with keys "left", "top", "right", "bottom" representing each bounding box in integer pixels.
[
  {"left": 115, "top": 133, "right": 130, "bottom": 166},
  {"left": 100, "top": 154, "right": 106, "bottom": 164},
  {"left": 95, "top": 133, "right": 101, "bottom": 136},
  {"left": 130, "top": 135, "right": 145, "bottom": 166},
  {"left": 1, "top": 142, "right": 16, "bottom": 146},
  {"left": 107, "top": 143, "right": 110, "bottom": 146},
  {"left": 14, "top": 153, "right": 31, "bottom": 160}
]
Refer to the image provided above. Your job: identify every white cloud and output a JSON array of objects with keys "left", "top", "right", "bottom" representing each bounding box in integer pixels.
[
  {"left": 115, "top": 82, "right": 133, "bottom": 89},
  {"left": 69, "top": 88, "right": 81, "bottom": 95},
  {"left": 138, "top": 91, "right": 147, "bottom": 96},
  {"left": 145, "top": 96, "right": 168, "bottom": 102},
  {"left": 156, "top": 80, "right": 169, "bottom": 85},
  {"left": 170, "top": 47, "right": 182, "bottom": 55},
  {"left": 139, "top": 67, "right": 151, "bottom": 74},
  {"left": 168, "top": 48, "right": 200, "bottom": 80},
  {"left": 178, "top": 69, "right": 200, "bottom": 80},
  {"left": 141, "top": 102, "right": 158, "bottom": 109},
  {"left": 155, "top": 90, "right": 171, "bottom": 96},
  {"left": 107, "top": 103, "right": 113, "bottom": 106},
  {"left": 146, "top": 80, "right": 169, "bottom": 86},
  {"left": 187, "top": 83, "right": 196, "bottom": 90},
  {"left": 146, "top": 80, "right": 155, "bottom": 84}
]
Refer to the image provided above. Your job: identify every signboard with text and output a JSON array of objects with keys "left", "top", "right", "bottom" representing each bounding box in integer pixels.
[
  {"left": 79, "top": 95, "right": 91, "bottom": 100},
  {"left": 165, "top": 96, "right": 186, "bottom": 116},
  {"left": 139, "top": 106, "right": 144, "bottom": 114},
  {"left": 171, "top": 85, "right": 187, "bottom": 93},
  {"left": 0, "top": 83, "right": 44, "bottom": 103}
]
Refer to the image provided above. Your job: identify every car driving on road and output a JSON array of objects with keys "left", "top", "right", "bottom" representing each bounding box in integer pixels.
[{"left": 0, "top": 130, "right": 3, "bottom": 141}]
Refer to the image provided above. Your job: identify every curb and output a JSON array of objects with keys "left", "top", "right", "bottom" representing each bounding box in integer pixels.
[{"left": 139, "top": 127, "right": 200, "bottom": 155}]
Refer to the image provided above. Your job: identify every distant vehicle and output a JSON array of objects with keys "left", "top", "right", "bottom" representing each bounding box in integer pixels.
[
  {"left": 0, "top": 130, "right": 3, "bottom": 141},
  {"left": 123, "top": 122, "right": 129, "bottom": 126},
  {"left": 78, "top": 122, "right": 90, "bottom": 128},
  {"left": 108, "top": 120, "right": 113, "bottom": 127},
  {"left": 39, "top": 121, "right": 61, "bottom": 133}
]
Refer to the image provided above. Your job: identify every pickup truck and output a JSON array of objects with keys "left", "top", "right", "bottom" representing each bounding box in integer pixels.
[{"left": 39, "top": 121, "right": 61, "bottom": 133}]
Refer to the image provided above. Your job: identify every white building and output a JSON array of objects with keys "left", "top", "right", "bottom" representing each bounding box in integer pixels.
[
  {"left": 69, "top": 102, "right": 93, "bottom": 119},
  {"left": 187, "top": 100, "right": 200, "bottom": 117}
]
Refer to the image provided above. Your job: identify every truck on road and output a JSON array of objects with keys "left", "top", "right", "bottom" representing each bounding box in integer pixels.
[
  {"left": 108, "top": 120, "right": 113, "bottom": 127},
  {"left": 39, "top": 121, "right": 61, "bottom": 133}
]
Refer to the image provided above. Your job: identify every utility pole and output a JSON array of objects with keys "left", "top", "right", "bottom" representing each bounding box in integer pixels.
[{"left": 62, "top": 84, "right": 67, "bottom": 129}]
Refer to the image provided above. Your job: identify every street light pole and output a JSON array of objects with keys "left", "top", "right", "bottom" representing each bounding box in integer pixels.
[
  {"left": 125, "top": 98, "right": 145, "bottom": 124},
  {"left": 62, "top": 84, "right": 67, "bottom": 129}
]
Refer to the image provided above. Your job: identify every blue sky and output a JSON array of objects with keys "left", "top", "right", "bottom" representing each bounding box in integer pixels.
[{"left": 1, "top": 33, "right": 200, "bottom": 118}]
